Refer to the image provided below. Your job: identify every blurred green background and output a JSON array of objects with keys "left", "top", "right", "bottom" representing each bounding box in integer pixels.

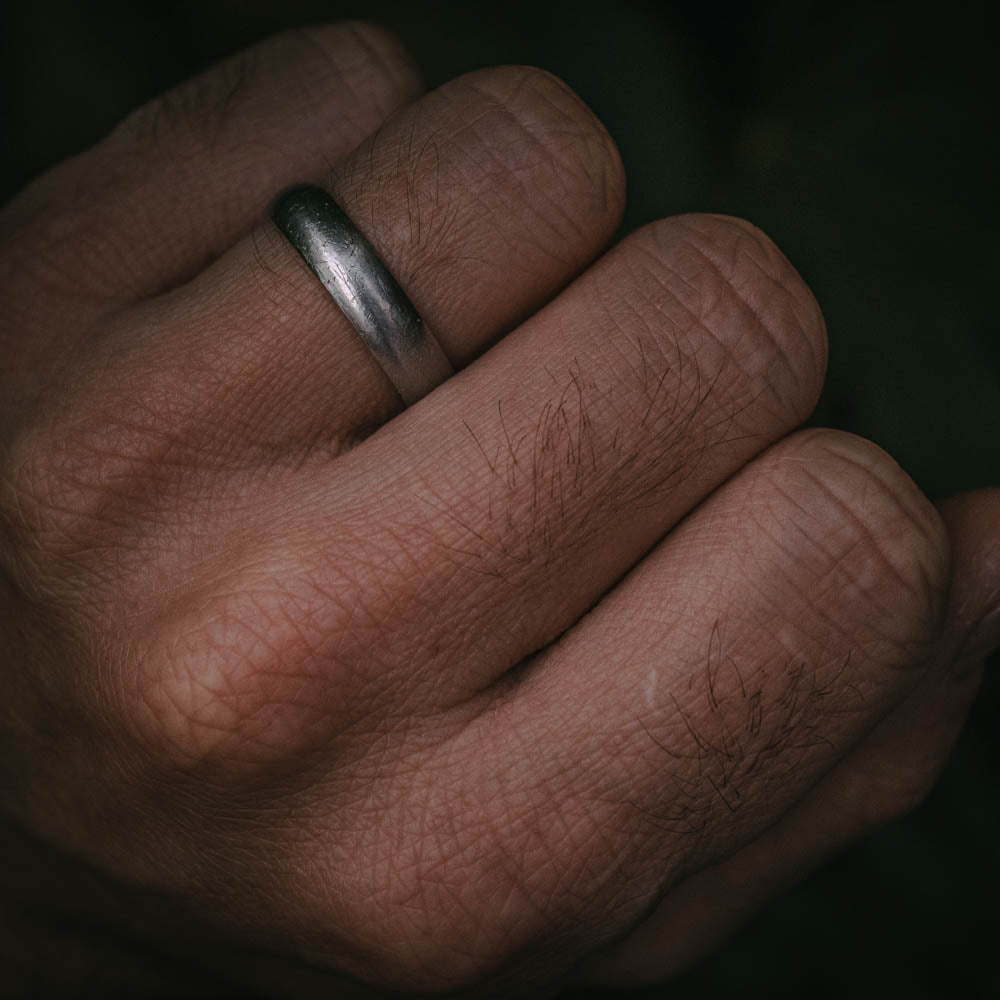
[{"left": 1, "top": 0, "right": 997, "bottom": 996}]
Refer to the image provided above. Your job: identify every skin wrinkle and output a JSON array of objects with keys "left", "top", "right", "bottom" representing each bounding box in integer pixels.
[
  {"left": 351, "top": 78, "right": 613, "bottom": 298},
  {"left": 397, "top": 755, "right": 611, "bottom": 983},
  {"left": 459, "top": 126, "right": 608, "bottom": 260},
  {"left": 628, "top": 227, "right": 815, "bottom": 430},
  {"left": 334, "top": 784, "right": 524, "bottom": 987},
  {"left": 803, "top": 436, "right": 948, "bottom": 567},
  {"left": 260, "top": 548, "right": 458, "bottom": 731},
  {"left": 798, "top": 462, "right": 945, "bottom": 627},
  {"left": 462, "top": 71, "right": 621, "bottom": 247},
  {"left": 752, "top": 478, "right": 874, "bottom": 607},
  {"left": 10, "top": 407, "right": 198, "bottom": 560},
  {"left": 744, "top": 470, "right": 939, "bottom": 680},
  {"left": 4, "top": 408, "right": 286, "bottom": 641},
  {"left": 682, "top": 216, "right": 828, "bottom": 386},
  {"left": 299, "top": 24, "right": 419, "bottom": 125}
]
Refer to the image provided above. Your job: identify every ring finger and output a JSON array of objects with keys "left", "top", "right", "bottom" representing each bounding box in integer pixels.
[{"left": 76, "top": 65, "right": 626, "bottom": 473}]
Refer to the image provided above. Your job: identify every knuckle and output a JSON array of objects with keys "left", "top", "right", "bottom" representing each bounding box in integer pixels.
[
  {"left": 129, "top": 580, "right": 346, "bottom": 771},
  {"left": 291, "top": 729, "right": 604, "bottom": 992},
  {"left": 301, "top": 22, "right": 423, "bottom": 113},
  {"left": 0, "top": 418, "right": 92, "bottom": 585},
  {"left": 336, "top": 795, "right": 567, "bottom": 990},
  {"left": 455, "top": 65, "right": 626, "bottom": 238},
  {"left": 0, "top": 377, "right": 181, "bottom": 585},
  {"left": 766, "top": 428, "right": 950, "bottom": 652},
  {"left": 619, "top": 214, "right": 827, "bottom": 431},
  {"left": 124, "top": 540, "right": 424, "bottom": 774}
]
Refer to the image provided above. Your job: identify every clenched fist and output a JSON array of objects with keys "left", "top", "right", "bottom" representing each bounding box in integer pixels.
[{"left": 1, "top": 23, "right": 998, "bottom": 996}]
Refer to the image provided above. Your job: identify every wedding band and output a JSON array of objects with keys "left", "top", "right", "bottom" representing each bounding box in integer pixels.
[{"left": 272, "top": 184, "right": 454, "bottom": 405}]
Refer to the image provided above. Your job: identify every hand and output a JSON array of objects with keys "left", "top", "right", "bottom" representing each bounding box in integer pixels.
[{"left": 1, "top": 23, "right": 998, "bottom": 996}]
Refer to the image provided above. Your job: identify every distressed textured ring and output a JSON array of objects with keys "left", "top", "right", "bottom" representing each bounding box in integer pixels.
[{"left": 272, "top": 184, "right": 454, "bottom": 406}]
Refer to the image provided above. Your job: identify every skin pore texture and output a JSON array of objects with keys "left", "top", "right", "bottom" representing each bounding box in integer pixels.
[{"left": 1, "top": 22, "right": 998, "bottom": 998}]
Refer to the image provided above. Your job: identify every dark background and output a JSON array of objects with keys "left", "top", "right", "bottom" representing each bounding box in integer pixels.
[{"left": 1, "top": 1, "right": 997, "bottom": 996}]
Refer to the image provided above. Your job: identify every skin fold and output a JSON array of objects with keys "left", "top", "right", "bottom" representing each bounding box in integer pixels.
[{"left": 0, "top": 23, "right": 998, "bottom": 997}]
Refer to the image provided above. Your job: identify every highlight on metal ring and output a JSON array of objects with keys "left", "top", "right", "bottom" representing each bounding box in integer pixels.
[{"left": 271, "top": 184, "right": 454, "bottom": 406}]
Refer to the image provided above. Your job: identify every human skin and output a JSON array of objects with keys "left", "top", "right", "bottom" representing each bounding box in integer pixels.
[{"left": 1, "top": 22, "right": 998, "bottom": 997}]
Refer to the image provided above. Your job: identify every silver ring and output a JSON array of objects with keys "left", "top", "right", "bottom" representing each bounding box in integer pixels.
[{"left": 272, "top": 184, "right": 454, "bottom": 406}]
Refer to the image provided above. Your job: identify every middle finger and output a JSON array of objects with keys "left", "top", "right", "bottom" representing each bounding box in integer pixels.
[{"left": 272, "top": 212, "right": 828, "bottom": 712}]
